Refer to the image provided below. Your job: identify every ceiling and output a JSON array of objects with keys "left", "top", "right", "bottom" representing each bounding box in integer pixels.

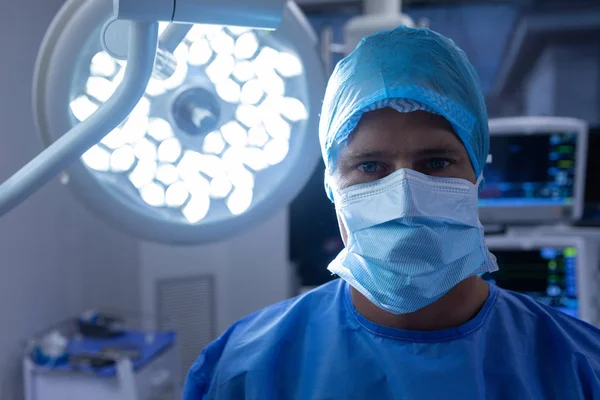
[
  {"left": 296, "top": 0, "right": 508, "bottom": 4},
  {"left": 295, "top": 0, "right": 598, "bottom": 13},
  {"left": 295, "top": 0, "right": 520, "bottom": 7},
  {"left": 295, "top": 0, "right": 526, "bottom": 14}
]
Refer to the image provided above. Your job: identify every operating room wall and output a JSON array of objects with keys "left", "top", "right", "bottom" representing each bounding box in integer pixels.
[
  {"left": 525, "top": 44, "right": 600, "bottom": 125},
  {"left": 140, "top": 208, "right": 291, "bottom": 337},
  {"left": 0, "top": 0, "right": 141, "bottom": 397}
]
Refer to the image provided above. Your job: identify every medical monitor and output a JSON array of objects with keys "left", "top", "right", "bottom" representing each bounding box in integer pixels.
[
  {"left": 580, "top": 126, "right": 600, "bottom": 226},
  {"left": 484, "top": 235, "right": 594, "bottom": 324},
  {"left": 479, "top": 117, "right": 588, "bottom": 224}
]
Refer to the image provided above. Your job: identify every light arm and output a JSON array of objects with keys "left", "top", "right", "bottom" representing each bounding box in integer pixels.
[
  {"left": 159, "top": 23, "right": 193, "bottom": 54},
  {"left": 114, "top": 0, "right": 283, "bottom": 29},
  {"left": 0, "top": 0, "right": 284, "bottom": 217},
  {"left": 0, "top": 21, "right": 158, "bottom": 216}
]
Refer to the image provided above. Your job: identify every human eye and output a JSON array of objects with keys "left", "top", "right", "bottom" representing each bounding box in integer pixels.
[
  {"left": 356, "top": 161, "right": 382, "bottom": 174},
  {"left": 427, "top": 158, "right": 452, "bottom": 170}
]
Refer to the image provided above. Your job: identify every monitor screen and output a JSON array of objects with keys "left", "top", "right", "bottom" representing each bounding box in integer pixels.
[
  {"left": 482, "top": 247, "right": 579, "bottom": 318},
  {"left": 580, "top": 127, "right": 600, "bottom": 225},
  {"left": 479, "top": 132, "right": 578, "bottom": 207}
]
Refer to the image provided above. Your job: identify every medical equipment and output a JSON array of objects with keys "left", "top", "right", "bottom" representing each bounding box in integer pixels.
[
  {"left": 24, "top": 329, "right": 179, "bottom": 400},
  {"left": 343, "top": 0, "right": 415, "bottom": 54},
  {"left": 31, "top": 331, "right": 69, "bottom": 368},
  {"left": 1, "top": 0, "right": 277, "bottom": 215},
  {"left": 114, "top": 0, "right": 282, "bottom": 28},
  {"left": 329, "top": 168, "right": 497, "bottom": 315},
  {"left": 479, "top": 117, "right": 588, "bottom": 225},
  {"left": 77, "top": 310, "right": 126, "bottom": 338},
  {"left": 0, "top": 0, "right": 325, "bottom": 245},
  {"left": 319, "top": 0, "right": 425, "bottom": 76},
  {"left": 580, "top": 126, "right": 600, "bottom": 226},
  {"left": 484, "top": 234, "right": 598, "bottom": 326}
]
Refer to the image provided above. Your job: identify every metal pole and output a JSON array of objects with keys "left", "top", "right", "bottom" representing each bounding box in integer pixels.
[
  {"left": 0, "top": 22, "right": 158, "bottom": 216},
  {"left": 159, "top": 23, "right": 193, "bottom": 53},
  {"left": 364, "top": 0, "right": 401, "bottom": 15}
]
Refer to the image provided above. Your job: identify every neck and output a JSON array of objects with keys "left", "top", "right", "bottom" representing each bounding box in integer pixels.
[{"left": 350, "top": 276, "right": 489, "bottom": 331}]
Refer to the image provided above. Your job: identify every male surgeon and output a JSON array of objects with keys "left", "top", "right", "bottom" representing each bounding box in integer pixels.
[{"left": 183, "top": 26, "right": 600, "bottom": 399}]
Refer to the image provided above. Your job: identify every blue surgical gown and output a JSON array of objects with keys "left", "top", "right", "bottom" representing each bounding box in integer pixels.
[{"left": 182, "top": 279, "right": 600, "bottom": 399}]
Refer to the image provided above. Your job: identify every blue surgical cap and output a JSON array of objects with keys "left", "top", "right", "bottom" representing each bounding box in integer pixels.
[{"left": 320, "top": 26, "right": 489, "bottom": 199}]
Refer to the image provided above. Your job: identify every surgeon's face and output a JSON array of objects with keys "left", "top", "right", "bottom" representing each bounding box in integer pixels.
[{"left": 332, "top": 108, "right": 476, "bottom": 244}]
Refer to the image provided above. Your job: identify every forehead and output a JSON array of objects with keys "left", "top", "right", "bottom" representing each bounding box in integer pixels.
[{"left": 341, "top": 108, "right": 466, "bottom": 155}]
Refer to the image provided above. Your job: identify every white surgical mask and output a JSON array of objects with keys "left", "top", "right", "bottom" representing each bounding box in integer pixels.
[{"left": 328, "top": 168, "right": 498, "bottom": 315}]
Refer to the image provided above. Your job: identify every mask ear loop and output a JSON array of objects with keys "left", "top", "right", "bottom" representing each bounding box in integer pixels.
[
  {"left": 476, "top": 174, "right": 485, "bottom": 194},
  {"left": 324, "top": 171, "right": 336, "bottom": 203},
  {"left": 324, "top": 139, "right": 346, "bottom": 203},
  {"left": 326, "top": 171, "right": 352, "bottom": 242}
]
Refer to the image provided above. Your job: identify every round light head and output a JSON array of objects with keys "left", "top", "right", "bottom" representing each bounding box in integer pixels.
[{"left": 34, "top": 0, "right": 325, "bottom": 244}]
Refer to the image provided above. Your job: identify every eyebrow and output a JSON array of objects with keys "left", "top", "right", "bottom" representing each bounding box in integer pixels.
[{"left": 342, "top": 147, "right": 463, "bottom": 161}]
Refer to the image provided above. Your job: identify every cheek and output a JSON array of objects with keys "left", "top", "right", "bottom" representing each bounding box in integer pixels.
[
  {"left": 329, "top": 168, "right": 353, "bottom": 192},
  {"left": 450, "top": 159, "right": 477, "bottom": 184},
  {"left": 462, "top": 163, "right": 477, "bottom": 184}
]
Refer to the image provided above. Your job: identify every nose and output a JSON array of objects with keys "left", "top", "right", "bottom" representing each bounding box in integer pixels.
[{"left": 392, "top": 159, "right": 416, "bottom": 173}]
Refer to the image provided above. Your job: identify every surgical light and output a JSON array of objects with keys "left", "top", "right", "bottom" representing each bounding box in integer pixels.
[{"left": 28, "top": 0, "right": 325, "bottom": 243}]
